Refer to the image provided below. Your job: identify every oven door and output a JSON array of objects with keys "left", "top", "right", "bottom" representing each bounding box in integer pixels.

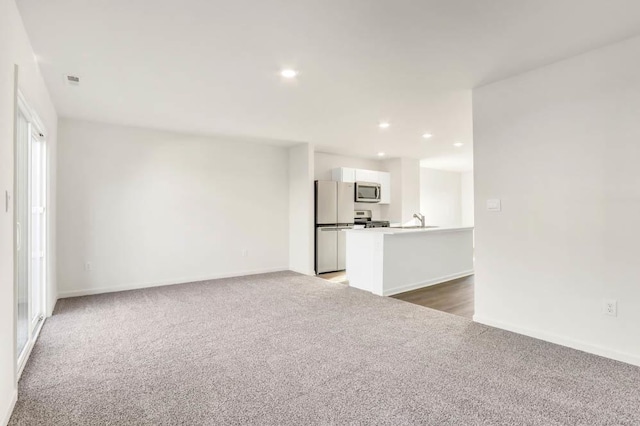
[{"left": 355, "top": 182, "right": 381, "bottom": 203}]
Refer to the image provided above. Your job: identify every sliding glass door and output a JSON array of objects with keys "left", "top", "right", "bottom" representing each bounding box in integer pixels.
[
  {"left": 15, "top": 94, "right": 46, "bottom": 370},
  {"left": 30, "top": 132, "right": 46, "bottom": 333},
  {"left": 15, "top": 106, "right": 30, "bottom": 362}
]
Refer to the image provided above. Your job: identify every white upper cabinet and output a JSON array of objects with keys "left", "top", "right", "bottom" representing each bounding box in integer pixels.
[
  {"left": 332, "top": 167, "right": 391, "bottom": 205},
  {"left": 331, "top": 167, "right": 356, "bottom": 183},
  {"left": 354, "top": 169, "right": 378, "bottom": 183},
  {"left": 377, "top": 172, "right": 391, "bottom": 204}
]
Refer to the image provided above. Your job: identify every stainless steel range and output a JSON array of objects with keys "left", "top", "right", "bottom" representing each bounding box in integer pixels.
[{"left": 354, "top": 210, "right": 390, "bottom": 228}]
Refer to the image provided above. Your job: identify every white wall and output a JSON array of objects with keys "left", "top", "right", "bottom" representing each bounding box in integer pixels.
[
  {"left": 383, "top": 159, "right": 403, "bottom": 223},
  {"left": 0, "top": 0, "right": 58, "bottom": 423},
  {"left": 419, "top": 168, "right": 474, "bottom": 228},
  {"left": 420, "top": 168, "right": 462, "bottom": 227},
  {"left": 460, "top": 171, "right": 474, "bottom": 227},
  {"left": 384, "top": 158, "right": 420, "bottom": 224},
  {"left": 57, "top": 119, "right": 289, "bottom": 297},
  {"left": 473, "top": 35, "right": 640, "bottom": 366},
  {"left": 288, "top": 143, "right": 314, "bottom": 275},
  {"left": 399, "top": 158, "right": 420, "bottom": 224},
  {"left": 314, "top": 152, "right": 387, "bottom": 219}
]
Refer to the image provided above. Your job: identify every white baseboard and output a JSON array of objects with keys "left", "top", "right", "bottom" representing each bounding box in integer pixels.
[
  {"left": 57, "top": 267, "right": 290, "bottom": 298},
  {"left": 383, "top": 270, "right": 474, "bottom": 296},
  {"left": 474, "top": 315, "right": 640, "bottom": 367},
  {"left": 2, "top": 390, "right": 17, "bottom": 426},
  {"left": 288, "top": 267, "right": 314, "bottom": 276}
]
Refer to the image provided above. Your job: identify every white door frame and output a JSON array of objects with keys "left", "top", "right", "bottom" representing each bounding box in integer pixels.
[{"left": 15, "top": 90, "right": 48, "bottom": 378}]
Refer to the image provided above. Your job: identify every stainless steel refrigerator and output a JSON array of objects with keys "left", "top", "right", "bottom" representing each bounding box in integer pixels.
[{"left": 315, "top": 181, "right": 355, "bottom": 274}]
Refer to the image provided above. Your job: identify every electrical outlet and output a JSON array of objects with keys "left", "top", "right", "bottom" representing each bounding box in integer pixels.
[
  {"left": 84, "top": 262, "right": 93, "bottom": 272},
  {"left": 241, "top": 249, "right": 248, "bottom": 257},
  {"left": 603, "top": 299, "right": 617, "bottom": 317}
]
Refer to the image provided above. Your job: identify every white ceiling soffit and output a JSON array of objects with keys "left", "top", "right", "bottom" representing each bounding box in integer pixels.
[{"left": 18, "top": 0, "right": 640, "bottom": 172}]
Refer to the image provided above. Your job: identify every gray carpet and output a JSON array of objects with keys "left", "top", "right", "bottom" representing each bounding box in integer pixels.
[{"left": 9, "top": 271, "right": 640, "bottom": 425}]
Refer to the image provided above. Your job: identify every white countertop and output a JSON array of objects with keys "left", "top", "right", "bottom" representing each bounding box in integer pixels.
[{"left": 344, "top": 226, "right": 474, "bottom": 235}]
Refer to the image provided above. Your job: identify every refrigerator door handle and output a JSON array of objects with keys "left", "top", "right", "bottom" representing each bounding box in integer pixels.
[{"left": 320, "top": 226, "right": 353, "bottom": 231}]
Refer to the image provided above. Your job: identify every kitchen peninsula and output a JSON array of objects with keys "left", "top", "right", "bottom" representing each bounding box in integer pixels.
[{"left": 344, "top": 227, "right": 474, "bottom": 296}]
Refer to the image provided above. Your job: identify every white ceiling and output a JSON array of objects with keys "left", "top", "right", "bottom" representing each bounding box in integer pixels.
[{"left": 17, "top": 0, "right": 640, "bottom": 172}]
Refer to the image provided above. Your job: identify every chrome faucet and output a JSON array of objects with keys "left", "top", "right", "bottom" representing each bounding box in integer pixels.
[{"left": 413, "top": 213, "right": 425, "bottom": 227}]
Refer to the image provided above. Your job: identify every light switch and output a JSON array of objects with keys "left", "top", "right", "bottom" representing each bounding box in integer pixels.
[{"left": 486, "top": 199, "right": 501, "bottom": 212}]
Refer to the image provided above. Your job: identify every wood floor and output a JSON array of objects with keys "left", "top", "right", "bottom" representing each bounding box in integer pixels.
[
  {"left": 317, "top": 271, "right": 349, "bottom": 284},
  {"left": 317, "top": 272, "right": 474, "bottom": 319},
  {"left": 391, "top": 275, "right": 474, "bottom": 319}
]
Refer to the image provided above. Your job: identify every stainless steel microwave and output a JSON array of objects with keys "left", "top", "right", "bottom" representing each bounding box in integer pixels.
[{"left": 355, "top": 181, "right": 381, "bottom": 203}]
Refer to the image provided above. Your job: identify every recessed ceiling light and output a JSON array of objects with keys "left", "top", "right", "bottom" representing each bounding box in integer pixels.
[
  {"left": 453, "top": 142, "right": 464, "bottom": 147},
  {"left": 378, "top": 122, "right": 390, "bottom": 129},
  {"left": 280, "top": 69, "right": 298, "bottom": 78},
  {"left": 422, "top": 133, "right": 433, "bottom": 139},
  {"left": 377, "top": 152, "right": 386, "bottom": 157}
]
